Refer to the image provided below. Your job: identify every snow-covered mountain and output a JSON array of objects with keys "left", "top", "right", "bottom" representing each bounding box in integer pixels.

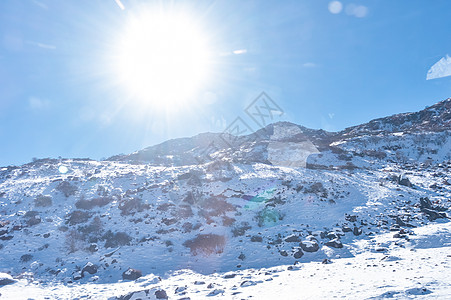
[{"left": 1, "top": 98, "right": 450, "bottom": 299}]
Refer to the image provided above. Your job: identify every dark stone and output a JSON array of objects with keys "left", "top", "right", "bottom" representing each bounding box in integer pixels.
[
  {"left": 398, "top": 174, "right": 412, "bottom": 187},
  {"left": 20, "top": 254, "right": 33, "bottom": 262},
  {"left": 421, "top": 208, "right": 447, "bottom": 221},
  {"left": 293, "top": 249, "right": 304, "bottom": 259},
  {"left": 325, "top": 238, "right": 343, "bottom": 248},
  {"left": 122, "top": 268, "right": 142, "bottom": 280},
  {"left": 155, "top": 290, "right": 168, "bottom": 299},
  {"left": 250, "top": 235, "right": 263, "bottom": 242},
  {"left": 27, "top": 216, "right": 41, "bottom": 227},
  {"left": 326, "top": 232, "right": 339, "bottom": 240},
  {"left": 342, "top": 226, "right": 352, "bottom": 233},
  {"left": 345, "top": 215, "right": 357, "bottom": 222},
  {"left": 353, "top": 227, "right": 362, "bottom": 236},
  {"left": 0, "top": 275, "right": 16, "bottom": 286},
  {"left": 300, "top": 240, "right": 319, "bottom": 252},
  {"left": 284, "top": 235, "right": 301, "bottom": 243},
  {"left": 73, "top": 271, "right": 83, "bottom": 280},
  {"left": 82, "top": 262, "right": 98, "bottom": 276}
]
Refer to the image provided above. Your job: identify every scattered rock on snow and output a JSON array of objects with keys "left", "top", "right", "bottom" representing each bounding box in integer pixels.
[
  {"left": 293, "top": 249, "right": 304, "bottom": 259},
  {"left": 72, "top": 271, "right": 83, "bottom": 281},
  {"left": 284, "top": 234, "right": 301, "bottom": 243},
  {"left": 325, "top": 238, "right": 343, "bottom": 248},
  {"left": 122, "top": 268, "right": 142, "bottom": 281},
  {"left": 300, "top": 240, "right": 319, "bottom": 252},
  {"left": 397, "top": 174, "right": 412, "bottom": 187},
  {"left": 154, "top": 289, "right": 168, "bottom": 299},
  {"left": 353, "top": 227, "right": 363, "bottom": 236},
  {"left": 0, "top": 273, "right": 16, "bottom": 286},
  {"left": 82, "top": 262, "right": 98, "bottom": 276}
]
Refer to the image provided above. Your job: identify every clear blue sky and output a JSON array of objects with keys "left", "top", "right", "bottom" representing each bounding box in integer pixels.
[{"left": 1, "top": 0, "right": 451, "bottom": 167}]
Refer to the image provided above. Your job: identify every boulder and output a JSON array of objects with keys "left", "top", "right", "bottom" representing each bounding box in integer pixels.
[
  {"left": 122, "top": 268, "right": 142, "bottom": 280},
  {"left": 353, "top": 226, "right": 362, "bottom": 236},
  {"left": 72, "top": 271, "right": 83, "bottom": 280},
  {"left": 250, "top": 235, "right": 263, "bottom": 242},
  {"left": 155, "top": 289, "right": 168, "bottom": 299},
  {"left": 0, "top": 273, "right": 16, "bottom": 286},
  {"left": 342, "top": 226, "right": 352, "bottom": 233},
  {"left": 300, "top": 240, "right": 319, "bottom": 252},
  {"left": 398, "top": 174, "right": 412, "bottom": 187},
  {"left": 326, "top": 232, "right": 339, "bottom": 240},
  {"left": 325, "top": 238, "right": 343, "bottom": 248},
  {"left": 421, "top": 208, "right": 447, "bottom": 221},
  {"left": 284, "top": 234, "right": 301, "bottom": 243},
  {"left": 82, "top": 262, "right": 98, "bottom": 276},
  {"left": 293, "top": 249, "right": 304, "bottom": 259}
]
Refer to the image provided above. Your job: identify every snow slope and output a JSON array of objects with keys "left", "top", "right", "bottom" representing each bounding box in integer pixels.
[{"left": 0, "top": 97, "right": 450, "bottom": 299}]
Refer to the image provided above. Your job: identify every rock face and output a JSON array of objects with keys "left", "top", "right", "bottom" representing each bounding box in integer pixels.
[{"left": 122, "top": 268, "right": 142, "bottom": 281}]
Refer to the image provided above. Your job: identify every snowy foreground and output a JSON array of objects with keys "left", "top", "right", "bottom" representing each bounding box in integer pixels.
[{"left": 2, "top": 221, "right": 450, "bottom": 299}]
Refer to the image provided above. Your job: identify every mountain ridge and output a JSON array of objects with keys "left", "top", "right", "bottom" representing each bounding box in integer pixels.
[{"left": 108, "top": 97, "right": 451, "bottom": 167}]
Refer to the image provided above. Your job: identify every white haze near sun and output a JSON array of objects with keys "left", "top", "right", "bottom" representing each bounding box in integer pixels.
[{"left": 111, "top": 9, "right": 211, "bottom": 112}]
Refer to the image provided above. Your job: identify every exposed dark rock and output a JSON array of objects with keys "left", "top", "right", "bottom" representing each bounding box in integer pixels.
[
  {"left": 72, "top": 271, "right": 83, "bottom": 280},
  {"left": 397, "top": 174, "right": 412, "bottom": 187},
  {"left": 56, "top": 181, "right": 78, "bottom": 197},
  {"left": 284, "top": 234, "right": 301, "bottom": 243},
  {"left": 353, "top": 226, "right": 363, "bottom": 236},
  {"left": 421, "top": 208, "right": 447, "bottom": 221},
  {"left": 280, "top": 250, "right": 289, "bottom": 257},
  {"left": 345, "top": 214, "right": 357, "bottom": 222},
  {"left": 82, "top": 262, "right": 98, "bottom": 276},
  {"left": 342, "top": 226, "right": 352, "bottom": 233},
  {"left": 326, "top": 232, "right": 339, "bottom": 240},
  {"left": 300, "top": 240, "right": 319, "bottom": 252},
  {"left": 293, "top": 249, "right": 304, "bottom": 259},
  {"left": 183, "top": 234, "right": 226, "bottom": 256},
  {"left": 155, "top": 289, "right": 168, "bottom": 299},
  {"left": 0, "top": 274, "right": 16, "bottom": 286},
  {"left": 66, "top": 210, "right": 91, "bottom": 225},
  {"left": 103, "top": 231, "right": 132, "bottom": 248},
  {"left": 250, "top": 235, "right": 263, "bottom": 242},
  {"left": 122, "top": 268, "right": 142, "bottom": 280},
  {"left": 27, "top": 216, "right": 41, "bottom": 227},
  {"left": 87, "top": 243, "right": 98, "bottom": 253},
  {"left": 20, "top": 254, "right": 33, "bottom": 262},
  {"left": 325, "top": 238, "right": 343, "bottom": 248},
  {"left": 34, "top": 195, "right": 52, "bottom": 207}
]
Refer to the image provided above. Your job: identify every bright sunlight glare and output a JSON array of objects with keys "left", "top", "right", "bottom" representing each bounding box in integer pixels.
[{"left": 113, "top": 10, "right": 211, "bottom": 111}]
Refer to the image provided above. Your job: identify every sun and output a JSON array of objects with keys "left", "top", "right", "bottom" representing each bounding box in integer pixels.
[{"left": 112, "top": 10, "right": 211, "bottom": 111}]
